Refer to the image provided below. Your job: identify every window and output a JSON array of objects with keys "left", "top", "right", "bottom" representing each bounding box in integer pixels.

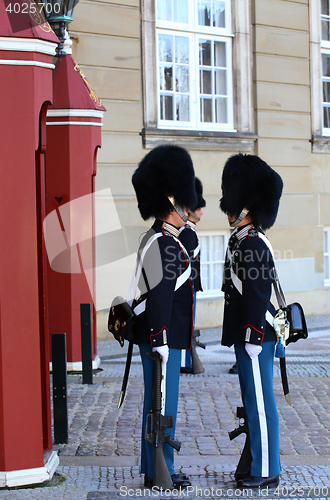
[
  {"left": 310, "top": 0, "right": 330, "bottom": 149},
  {"left": 141, "top": 0, "right": 255, "bottom": 150},
  {"left": 325, "top": 228, "right": 330, "bottom": 285},
  {"left": 322, "top": 0, "right": 330, "bottom": 40},
  {"left": 321, "top": 1, "right": 330, "bottom": 135},
  {"left": 156, "top": 0, "right": 234, "bottom": 131},
  {"left": 197, "top": 231, "right": 228, "bottom": 298},
  {"left": 321, "top": 52, "right": 330, "bottom": 134}
]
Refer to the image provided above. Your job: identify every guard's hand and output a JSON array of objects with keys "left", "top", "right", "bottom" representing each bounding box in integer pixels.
[
  {"left": 245, "top": 343, "right": 262, "bottom": 359},
  {"left": 152, "top": 345, "right": 169, "bottom": 364}
]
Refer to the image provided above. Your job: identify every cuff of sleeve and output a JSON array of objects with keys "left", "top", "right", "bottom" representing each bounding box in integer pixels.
[
  {"left": 244, "top": 324, "right": 264, "bottom": 346},
  {"left": 150, "top": 326, "right": 168, "bottom": 348}
]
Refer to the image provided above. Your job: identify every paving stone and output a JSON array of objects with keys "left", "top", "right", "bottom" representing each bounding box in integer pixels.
[{"left": 2, "top": 319, "right": 330, "bottom": 498}]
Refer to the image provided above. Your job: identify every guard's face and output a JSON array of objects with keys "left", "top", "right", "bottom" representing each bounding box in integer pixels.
[
  {"left": 227, "top": 212, "right": 252, "bottom": 227},
  {"left": 195, "top": 208, "right": 203, "bottom": 220},
  {"left": 227, "top": 213, "right": 237, "bottom": 225}
]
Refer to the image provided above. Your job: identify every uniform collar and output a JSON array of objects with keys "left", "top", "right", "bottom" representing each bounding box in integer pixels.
[
  {"left": 161, "top": 221, "right": 181, "bottom": 238},
  {"left": 233, "top": 223, "right": 255, "bottom": 241},
  {"left": 186, "top": 220, "right": 196, "bottom": 229}
]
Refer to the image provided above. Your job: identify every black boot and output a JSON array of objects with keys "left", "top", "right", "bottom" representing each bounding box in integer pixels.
[
  {"left": 144, "top": 475, "right": 153, "bottom": 488},
  {"left": 171, "top": 473, "right": 191, "bottom": 489},
  {"left": 144, "top": 473, "right": 190, "bottom": 489},
  {"left": 237, "top": 475, "right": 280, "bottom": 489},
  {"left": 229, "top": 362, "right": 238, "bottom": 374}
]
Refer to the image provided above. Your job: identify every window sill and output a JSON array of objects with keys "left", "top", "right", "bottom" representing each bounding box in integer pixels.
[
  {"left": 311, "top": 135, "right": 330, "bottom": 153},
  {"left": 141, "top": 128, "right": 258, "bottom": 151}
]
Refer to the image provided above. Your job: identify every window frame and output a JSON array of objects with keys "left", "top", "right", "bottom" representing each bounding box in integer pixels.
[
  {"left": 141, "top": 0, "right": 256, "bottom": 150},
  {"left": 321, "top": 0, "right": 330, "bottom": 136},
  {"left": 197, "top": 34, "right": 234, "bottom": 131},
  {"left": 321, "top": 49, "right": 330, "bottom": 136},
  {"left": 155, "top": 1, "right": 233, "bottom": 36},
  {"left": 197, "top": 230, "right": 229, "bottom": 299},
  {"left": 310, "top": 0, "right": 330, "bottom": 150},
  {"left": 325, "top": 227, "right": 330, "bottom": 286},
  {"left": 156, "top": 28, "right": 234, "bottom": 131},
  {"left": 156, "top": 29, "right": 195, "bottom": 129},
  {"left": 321, "top": 0, "right": 330, "bottom": 48},
  {"left": 195, "top": 0, "right": 232, "bottom": 35}
]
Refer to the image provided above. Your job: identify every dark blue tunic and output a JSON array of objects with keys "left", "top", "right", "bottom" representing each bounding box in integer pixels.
[
  {"left": 221, "top": 225, "right": 276, "bottom": 346},
  {"left": 179, "top": 222, "right": 202, "bottom": 293},
  {"left": 134, "top": 219, "right": 193, "bottom": 349}
]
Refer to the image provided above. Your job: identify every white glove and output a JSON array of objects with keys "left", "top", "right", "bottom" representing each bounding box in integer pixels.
[
  {"left": 245, "top": 343, "right": 262, "bottom": 359},
  {"left": 152, "top": 345, "right": 169, "bottom": 364}
]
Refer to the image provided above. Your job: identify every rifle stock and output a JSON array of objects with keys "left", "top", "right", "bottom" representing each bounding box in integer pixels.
[
  {"left": 229, "top": 406, "right": 252, "bottom": 481},
  {"left": 145, "top": 352, "right": 181, "bottom": 490},
  {"left": 191, "top": 345, "right": 204, "bottom": 374},
  {"left": 191, "top": 329, "right": 205, "bottom": 374}
]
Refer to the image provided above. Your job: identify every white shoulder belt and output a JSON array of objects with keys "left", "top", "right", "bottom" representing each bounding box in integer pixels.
[
  {"left": 127, "top": 232, "right": 191, "bottom": 316},
  {"left": 228, "top": 232, "right": 275, "bottom": 327}
]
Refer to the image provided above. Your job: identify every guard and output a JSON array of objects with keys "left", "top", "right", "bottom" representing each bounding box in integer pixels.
[
  {"left": 131, "top": 145, "right": 197, "bottom": 489},
  {"left": 179, "top": 177, "right": 206, "bottom": 372},
  {"left": 220, "top": 153, "right": 283, "bottom": 489}
]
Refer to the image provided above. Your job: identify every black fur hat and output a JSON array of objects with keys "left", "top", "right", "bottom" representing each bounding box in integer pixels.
[
  {"left": 220, "top": 153, "right": 283, "bottom": 230},
  {"left": 132, "top": 145, "right": 197, "bottom": 220},
  {"left": 193, "top": 177, "right": 206, "bottom": 211}
]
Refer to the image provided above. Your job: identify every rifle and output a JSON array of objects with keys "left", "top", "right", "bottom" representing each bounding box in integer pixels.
[
  {"left": 229, "top": 406, "right": 252, "bottom": 481},
  {"left": 191, "top": 329, "right": 206, "bottom": 374},
  {"left": 145, "top": 352, "right": 181, "bottom": 490}
]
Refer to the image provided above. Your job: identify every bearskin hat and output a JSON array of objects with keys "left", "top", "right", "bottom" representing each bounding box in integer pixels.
[
  {"left": 132, "top": 145, "right": 197, "bottom": 220},
  {"left": 220, "top": 153, "right": 283, "bottom": 230},
  {"left": 193, "top": 177, "right": 206, "bottom": 211}
]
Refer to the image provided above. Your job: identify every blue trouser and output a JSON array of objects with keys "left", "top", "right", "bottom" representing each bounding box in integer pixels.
[
  {"left": 139, "top": 344, "right": 181, "bottom": 478},
  {"left": 181, "top": 291, "right": 196, "bottom": 368},
  {"left": 235, "top": 341, "right": 281, "bottom": 478}
]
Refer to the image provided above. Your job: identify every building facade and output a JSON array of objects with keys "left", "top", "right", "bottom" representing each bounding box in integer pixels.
[{"left": 69, "top": 0, "right": 330, "bottom": 333}]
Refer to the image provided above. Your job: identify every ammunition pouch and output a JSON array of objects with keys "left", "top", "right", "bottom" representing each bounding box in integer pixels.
[
  {"left": 108, "top": 296, "right": 137, "bottom": 347},
  {"left": 268, "top": 302, "right": 308, "bottom": 347},
  {"left": 280, "top": 302, "right": 308, "bottom": 346}
]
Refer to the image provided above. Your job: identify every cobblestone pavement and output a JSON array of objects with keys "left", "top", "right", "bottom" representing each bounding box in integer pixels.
[{"left": 1, "top": 315, "right": 330, "bottom": 499}]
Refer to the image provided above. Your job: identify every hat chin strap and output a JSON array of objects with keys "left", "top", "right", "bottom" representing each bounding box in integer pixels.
[
  {"left": 189, "top": 210, "right": 200, "bottom": 222},
  {"left": 229, "top": 208, "right": 249, "bottom": 227},
  {"left": 168, "top": 197, "right": 188, "bottom": 223}
]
